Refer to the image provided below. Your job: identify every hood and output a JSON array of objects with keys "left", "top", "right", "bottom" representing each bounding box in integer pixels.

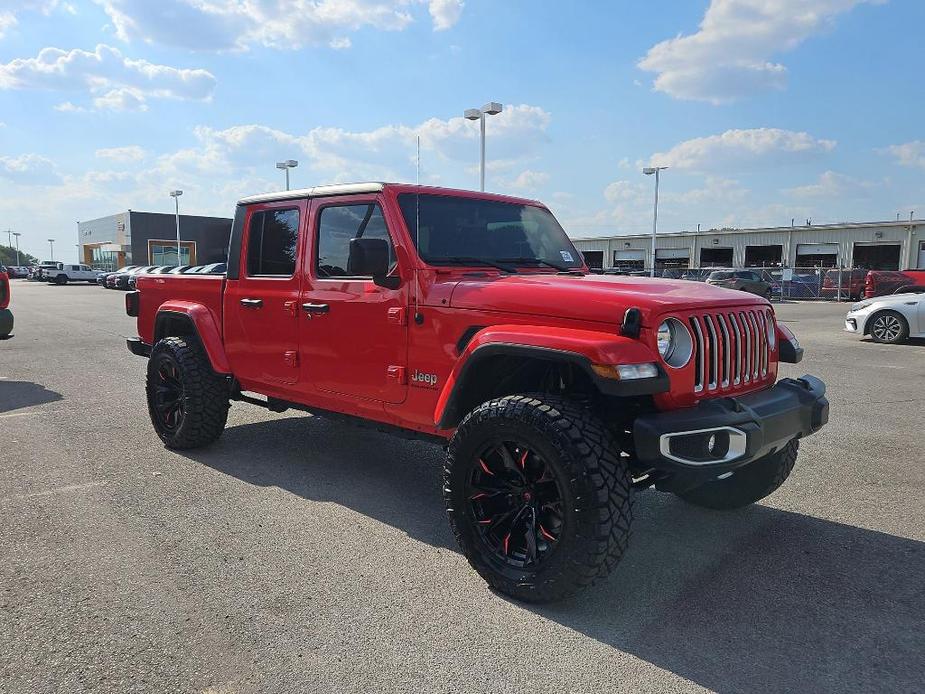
[{"left": 448, "top": 273, "right": 767, "bottom": 326}]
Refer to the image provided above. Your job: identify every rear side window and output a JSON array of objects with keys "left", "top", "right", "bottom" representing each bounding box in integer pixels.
[
  {"left": 316, "top": 203, "right": 394, "bottom": 279},
  {"left": 246, "top": 208, "right": 300, "bottom": 276}
]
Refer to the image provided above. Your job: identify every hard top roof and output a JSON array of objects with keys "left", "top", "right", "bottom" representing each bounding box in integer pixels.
[{"left": 236, "top": 182, "right": 542, "bottom": 207}]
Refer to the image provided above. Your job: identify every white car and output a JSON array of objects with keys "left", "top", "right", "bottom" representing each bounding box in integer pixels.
[
  {"left": 45, "top": 263, "right": 101, "bottom": 285},
  {"left": 844, "top": 288, "right": 925, "bottom": 344}
]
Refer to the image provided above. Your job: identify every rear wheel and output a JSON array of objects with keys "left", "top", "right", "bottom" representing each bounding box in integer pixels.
[
  {"left": 444, "top": 394, "right": 633, "bottom": 603},
  {"left": 146, "top": 336, "right": 229, "bottom": 449},
  {"left": 868, "top": 310, "right": 909, "bottom": 344},
  {"left": 676, "top": 440, "right": 799, "bottom": 510}
]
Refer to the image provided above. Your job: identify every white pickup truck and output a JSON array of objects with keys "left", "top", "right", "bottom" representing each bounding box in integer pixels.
[{"left": 46, "top": 263, "right": 101, "bottom": 284}]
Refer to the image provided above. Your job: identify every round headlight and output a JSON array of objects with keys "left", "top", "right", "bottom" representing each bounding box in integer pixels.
[
  {"left": 765, "top": 311, "right": 776, "bottom": 349},
  {"left": 657, "top": 318, "right": 693, "bottom": 368},
  {"left": 657, "top": 321, "right": 674, "bottom": 359}
]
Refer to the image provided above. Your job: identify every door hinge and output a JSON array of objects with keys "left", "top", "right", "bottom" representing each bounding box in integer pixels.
[
  {"left": 284, "top": 350, "right": 299, "bottom": 368},
  {"left": 387, "top": 365, "right": 406, "bottom": 384},
  {"left": 387, "top": 307, "right": 407, "bottom": 326}
]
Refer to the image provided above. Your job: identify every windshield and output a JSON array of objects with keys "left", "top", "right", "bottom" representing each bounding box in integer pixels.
[
  {"left": 397, "top": 193, "right": 583, "bottom": 269},
  {"left": 709, "top": 271, "right": 734, "bottom": 280}
]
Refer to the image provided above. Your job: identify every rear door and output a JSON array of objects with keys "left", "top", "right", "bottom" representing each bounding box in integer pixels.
[
  {"left": 223, "top": 200, "right": 306, "bottom": 387},
  {"left": 298, "top": 195, "right": 409, "bottom": 404}
]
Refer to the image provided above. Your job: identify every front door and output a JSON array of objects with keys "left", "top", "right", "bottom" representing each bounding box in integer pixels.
[
  {"left": 223, "top": 200, "right": 306, "bottom": 388},
  {"left": 299, "top": 195, "right": 409, "bottom": 404}
]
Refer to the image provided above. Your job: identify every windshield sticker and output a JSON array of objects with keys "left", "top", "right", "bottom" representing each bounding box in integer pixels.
[{"left": 560, "top": 251, "right": 574, "bottom": 263}]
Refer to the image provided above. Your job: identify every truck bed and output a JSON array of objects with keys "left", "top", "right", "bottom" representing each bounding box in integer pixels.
[{"left": 134, "top": 274, "right": 225, "bottom": 346}]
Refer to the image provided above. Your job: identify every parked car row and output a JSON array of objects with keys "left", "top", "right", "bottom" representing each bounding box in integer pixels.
[{"left": 98, "top": 263, "right": 227, "bottom": 290}]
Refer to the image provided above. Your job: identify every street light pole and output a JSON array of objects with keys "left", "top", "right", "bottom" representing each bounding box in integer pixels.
[
  {"left": 48, "top": 239, "right": 55, "bottom": 261},
  {"left": 276, "top": 160, "right": 298, "bottom": 191},
  {"left": 643, "top": 166, "right": 668, "bottom": 277},
  {"left": 12, "top": 232, "right": 21, "bottom": 266},
  {"left": 170, "top": 190, "right": 183, "bottom": 264},
  {"left": 464, "top": 102, "right": 503, "bottom": 191},
  {"left": 5, "top": 230, "right": 11, "bottom": 248}
]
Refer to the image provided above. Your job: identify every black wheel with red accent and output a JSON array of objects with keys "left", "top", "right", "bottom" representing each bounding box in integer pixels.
[
  {"left": 445, "top": 394, "right": 633, "bottom": 603},
  {"left": 146, "top": 336, "right": 229, "bottom": 449}
]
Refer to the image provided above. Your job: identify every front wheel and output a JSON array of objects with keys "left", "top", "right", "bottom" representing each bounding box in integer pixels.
[
  {"left": 868, "top": 310, "right": 909, "bottom": 344},
  {"left": 146, "top": 336, "right": 229, "bottom": 449},
  {"left": 676, "top": 440, "right": 799, "bottom": 510},
  {"left": 55, "top": 275, "right": 67, "bottom": 285},
  {"left": 444, "top": 394, "right": 633, "bottom": 603}
]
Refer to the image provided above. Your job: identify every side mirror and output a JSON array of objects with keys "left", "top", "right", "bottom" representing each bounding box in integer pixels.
[{"left": 347, "top": 238, "right": 398, "bottom": 288}]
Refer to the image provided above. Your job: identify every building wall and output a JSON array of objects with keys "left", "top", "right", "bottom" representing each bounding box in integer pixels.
[
  {"left": 129, "top": 212, "right": 231, "bottom": 265},
  {"left": 572, "top": 220, "right": 923, "bottom": 270},
  {"left": 78, "top": 212, "right": 130, "bottom": 268}
]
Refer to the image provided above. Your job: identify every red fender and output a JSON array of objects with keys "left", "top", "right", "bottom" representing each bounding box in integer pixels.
[
  {"left": 0, "top": 270, "right": 9, "bottom": 310},
  {"left": 433, "top": 324, "right": 658, "bottom": 427},
  {"left": 155, "top": 300, "right": 231, "bottom": 374}
]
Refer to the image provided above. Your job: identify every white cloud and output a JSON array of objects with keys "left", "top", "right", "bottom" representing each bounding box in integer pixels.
[
  {"left": 93, "top": 0, "right": 464, "bottom": 51},
  {"left": 53, "top": 100, "right": 85, "bottom": 112},
  {"left": 0, "top": 153, "right": 59, "bottom": 185},
  {"left": 507, "top": 169, "right": 549, "bottom": 192},
  {"left": 883, "top": 140, "right": 925, "bottom": 169},
  {"left": 649, "top": 128, "right": 836, "bottom": 172},
  {"left": 0, "top": 1, "right": 64, "bottom": 39},
  {"left": 0, "top": 44, "right": 216, "bottom": 112},
  {"left": 95, "top": 145, "right": 146, "bottom": 162},
  {"left": 329, "top": 37, "right": 352, "bottom": 50},
  {"left": 604, "top": 179, "right": 646, "bottom": 203},
  {"left": 785, "top": 170, "right": 877, "bottom": 198},
  {"left": 93, "top": 87, "right": 147, "bottom": 111},
  {"left": 638, "top": 0, "right": 883, "bottom": 103},
  {"left": 429, "top": 0, "right": 464, "bottom": 31}
]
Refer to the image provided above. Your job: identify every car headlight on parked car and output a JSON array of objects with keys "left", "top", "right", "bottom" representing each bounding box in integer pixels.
[
  {"left": 850, "top": 300, "right": 871, "bottom": 312},
  {"left": 657, "top": 318, "right": 693, "bottom": 368}
]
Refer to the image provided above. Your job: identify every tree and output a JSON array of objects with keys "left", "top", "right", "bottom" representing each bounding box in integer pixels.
[{"left": 0, "top": 244, "right": 39, "bottom": 267}]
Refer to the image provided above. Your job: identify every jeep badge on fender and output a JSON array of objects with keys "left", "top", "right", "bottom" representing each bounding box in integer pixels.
[
  {"left": 126, "top": 182, "right": 828, "bottom": 603},
  {"left": 410, "top": 369, "right": 438, "bottom": 387}
]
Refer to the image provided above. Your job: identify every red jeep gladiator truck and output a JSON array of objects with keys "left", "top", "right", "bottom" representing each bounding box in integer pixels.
[{"left": 127, "top": 183, "right": 828, "bottom": 602}]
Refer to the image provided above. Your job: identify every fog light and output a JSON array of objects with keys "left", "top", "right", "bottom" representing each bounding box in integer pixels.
[{"left": 616, "top": 363, "right": 659, "bottom": 380}]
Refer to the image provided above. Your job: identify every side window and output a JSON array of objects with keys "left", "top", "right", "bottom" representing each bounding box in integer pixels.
[
  {"left": 71, "top": 265, "right": 80, "bottom": 272},
  {"left": 246, "top": 208, "right": 299, "bottom": 276},
  {"left": 316, "top": 203, "right": 395, "bottom": 279}
]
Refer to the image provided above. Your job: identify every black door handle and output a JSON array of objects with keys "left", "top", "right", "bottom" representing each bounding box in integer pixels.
[
  {"left": 301, "top": 302, "right": 330, "bottom": 314},
  {"left": 240, "top": 298, "right": 263, "bottom": 308}
]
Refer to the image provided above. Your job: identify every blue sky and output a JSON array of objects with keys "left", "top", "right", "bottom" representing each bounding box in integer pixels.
[{"left": 1, "top": 0, "right": 923, "bottom": 262}]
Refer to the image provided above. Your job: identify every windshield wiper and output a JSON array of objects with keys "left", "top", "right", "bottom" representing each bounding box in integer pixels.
[
  {"left": 428, "top": 257, "right": 517, "bottom": 273},
  {"left": 496, "top": 256, "right": 582, "bottom": 274}
]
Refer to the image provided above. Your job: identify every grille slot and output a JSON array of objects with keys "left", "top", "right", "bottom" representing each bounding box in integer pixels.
[{"left": 687, "top": 309, "right": 772, "bottom": 397}]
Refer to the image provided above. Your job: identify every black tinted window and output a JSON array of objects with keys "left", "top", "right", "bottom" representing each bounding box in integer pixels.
[
  {"left": 316, "top": 204, "right": 394, "bottom": 278},
  {"left": 246, "top": 208, "right": 299, "bottom": 276}
]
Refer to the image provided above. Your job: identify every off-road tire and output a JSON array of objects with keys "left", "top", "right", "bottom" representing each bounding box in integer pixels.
[
  {"left": 55, "top": 275, "right": 67, "bottom": 285},
  {"left": 444, "top": 394, "right": 633, "bottom": 603},
  {"left": 146, "top": 336, "right": 229, "bottom": 449},
  {"left": 868, "top": 310, "right": 909, "bottom": 344},
  {"left": 677, "top": 439, "right": 799, "bottom": 510}
]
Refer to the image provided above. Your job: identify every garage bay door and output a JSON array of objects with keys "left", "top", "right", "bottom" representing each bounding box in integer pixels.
[{"left": 796, "top": 243, "right": 839, "bottom": 268}]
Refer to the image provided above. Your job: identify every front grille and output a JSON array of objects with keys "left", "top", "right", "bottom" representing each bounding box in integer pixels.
[{"left": 689, "top": 309, "right": 772, "bottom": 394}]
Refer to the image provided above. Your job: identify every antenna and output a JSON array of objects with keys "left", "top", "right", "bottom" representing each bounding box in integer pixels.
[{"left": 416, "top": 135, "right": 420, "bottom": 185}]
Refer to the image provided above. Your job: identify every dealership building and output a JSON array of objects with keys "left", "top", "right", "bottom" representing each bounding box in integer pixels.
[
  {"left": 78, "top": 210, "right": 232, "bottom": 271},
  {"left": 570, "top": 218, "right": 925, "bottom": 272}
]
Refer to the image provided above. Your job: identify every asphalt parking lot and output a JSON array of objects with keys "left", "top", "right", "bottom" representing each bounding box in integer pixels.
[{"left": 1, "top": 281, "right": 923, "bottom": 694}]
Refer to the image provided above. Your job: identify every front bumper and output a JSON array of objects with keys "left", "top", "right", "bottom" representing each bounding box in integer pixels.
[{"left": 633, "top": 375, "right": 828, "bottom": 492}]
